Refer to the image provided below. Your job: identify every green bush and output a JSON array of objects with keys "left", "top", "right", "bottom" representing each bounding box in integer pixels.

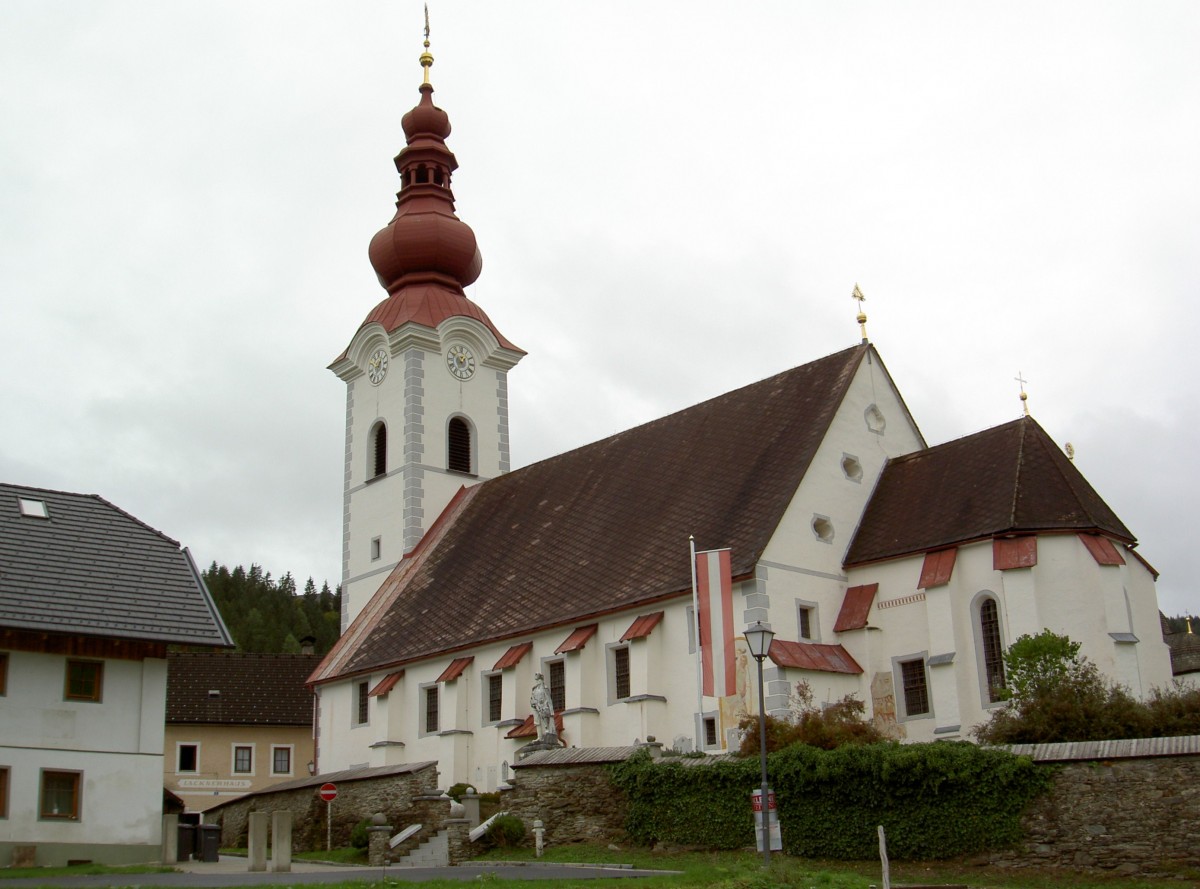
[
  {"left": 738, "top": 682, "right": 884, "bottom": 754},
  {"left": 349, "top": 818, "right": 371, "bottom": 850},
  {"left": 481, "top": 814, "right": 526, "bottom": 849},
  {"left": 974, "top": 630, "right": 1198, "bottom": 744},
  {"left": 447, "top": 782, "right": 476, "bottom": 802},
  {"left": 608, "top": 742, "right": 1050, "bottom": 859}
]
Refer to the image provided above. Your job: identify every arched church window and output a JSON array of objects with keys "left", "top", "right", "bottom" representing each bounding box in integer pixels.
[
  {"left": 448, "top": 417, "right": 472, "bottom": 474},
  {"left": 370, "top": 422, "right": 387, "bottom": 479},
  {"left": 979, "top": 597, "right": 1005, "bottom": 702}
]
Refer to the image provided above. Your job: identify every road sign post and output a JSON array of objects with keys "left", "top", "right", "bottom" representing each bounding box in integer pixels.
[{"left": 318, "top": 783, "right": 337, "bottom": 850}]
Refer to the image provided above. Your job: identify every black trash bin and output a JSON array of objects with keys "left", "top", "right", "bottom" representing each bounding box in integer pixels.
[
  {"left": 176, "top": 824, "right": 194, "bottom": 862},
  {"left": 196, "top": 825, "right": 221, "bottom": 863}
]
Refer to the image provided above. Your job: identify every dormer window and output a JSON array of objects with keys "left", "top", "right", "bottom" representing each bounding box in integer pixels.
[{"left": 18, "top": 498, "right": 48, "bottom": 519}]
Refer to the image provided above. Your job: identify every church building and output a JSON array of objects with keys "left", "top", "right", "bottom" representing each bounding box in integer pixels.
[{"left": 308, "top": 41, "right": 1173, "bottom": 791}]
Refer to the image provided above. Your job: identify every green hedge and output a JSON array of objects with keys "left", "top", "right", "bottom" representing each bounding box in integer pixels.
[{"left": 608, "top": 742, "right": 1050, "bottom": 859}]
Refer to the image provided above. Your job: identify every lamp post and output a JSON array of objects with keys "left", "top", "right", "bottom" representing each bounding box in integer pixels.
[{"left": 744, "top": 620, "right": 775, "bottom": 868}]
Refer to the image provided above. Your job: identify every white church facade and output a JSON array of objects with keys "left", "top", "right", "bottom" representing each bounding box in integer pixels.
[{"left": 307, "top": 47, "right": 1173, "bottom": 791}]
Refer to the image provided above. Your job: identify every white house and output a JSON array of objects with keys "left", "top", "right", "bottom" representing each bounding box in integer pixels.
[
  {"left": 0, "top": 484, "right": 232, "bottom": 866},
  {"left": 307, "top": 51, "right": 1173, "bottom": 791}
]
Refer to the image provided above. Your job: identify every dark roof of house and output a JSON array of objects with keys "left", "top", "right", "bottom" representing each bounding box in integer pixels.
[
  {"left": 167, "top": 652, "right": 321, "bottom": 724},
  {"left": 845, "top": 416, "right": 1133, "bottom": 566},
  {"left": 313, "top": 344, "right": 888, "bottom": 683},
  {"left": 1164, "top": 629, "right": 1200, "bottom": 677},
  {"left": 0, "top": 483, "right": 232, "bottom": 647}
]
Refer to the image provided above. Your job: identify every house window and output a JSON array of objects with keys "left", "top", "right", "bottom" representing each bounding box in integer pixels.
[
  {"left": 65, "top": 660, "right": 102, "bottom": 702},
  {"left": 424, "top": 685, "right": 440, "bottom": 734},
  {"left": 548, "top": 659, "right": 566, "bottom": 712},
  {"left": 0, "top": 652, "right": 7, "bottom": 695},
  {"left": 701, "top": 713, "right": 720, "bottom": 750},
  {"left": 0, "top": 767, "right": 9, "bottom": 818},
  {"left": 448, "top": 417, "right": 472, "bottom": 473},
  {"left": 612, "top": 646, "right": 631, "bottom": 700},
  {"left": 370, "top": 422, "right": 387, "bottom": 479},
  {"left": 898, "top": 658, "right": 930, "bottom": 717},
  {"left": 177, "top": 744, "right": 198, "bottom": 773},
  {"left": 40, "top": 770, "right": 80, "bottom": 820},
  {"left": 232, "top": 745, "right": 253, "bottom": 774},
  {"left": 355, "top": 681, "right": 370, "bottom": 726},
  {"left": 18, "top": 497, "right": 49, "bottom": 518},
  {"left": 272, "top": 746, "right": 292, "bottom": 775},
  {"left": 370, "top": 536, "right": 381, "bottom": 561},
  {"left": 487, "top": 673, "right": 503, "bottom": 723},
  {"left": 979, "top": 598, "right": 1006, "bottom": 703}
]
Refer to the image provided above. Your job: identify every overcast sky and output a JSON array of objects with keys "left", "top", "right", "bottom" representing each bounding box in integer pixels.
[{"left": 2, "top": 2, "right": 1197, "bottom": 617}]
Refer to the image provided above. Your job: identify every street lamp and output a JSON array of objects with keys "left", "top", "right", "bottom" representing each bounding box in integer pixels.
[{"left": 744, "top": 620, "right": 775, "bottom": 868}]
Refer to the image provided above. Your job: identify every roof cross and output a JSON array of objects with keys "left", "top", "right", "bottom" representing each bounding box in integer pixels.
[
  {"left": 852, "top": 284, "right": 868, "bottom": 343},
  {"left": 1015, "top": 371, "right": 1030, "bottom": 416}
]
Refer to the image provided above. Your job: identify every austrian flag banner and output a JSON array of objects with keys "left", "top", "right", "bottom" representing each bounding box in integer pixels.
[{"left": 695, "top": 547, "right": 736, "bottom": 697}]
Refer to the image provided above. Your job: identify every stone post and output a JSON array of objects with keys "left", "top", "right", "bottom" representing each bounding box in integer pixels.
[
  {"left": 162, "top": 814, "right": 179, "bottom": 864},
  {"left": 462, "top": 792, "right": 481, "bottom": 828},
  {"left": 445, "top": 818, "right": 472, "bottom": 865},
  {"left": 533, "top": 819, "right": 545, "bottom": 858},
  {"left": 247, "top": 812, "right": 269, "bottom": 872},
  {"left": 367, "top": 813, "right": 392, "bottom": 868},
  {"left": 271, "top": 811, "right": 292, "bottom": 873}
]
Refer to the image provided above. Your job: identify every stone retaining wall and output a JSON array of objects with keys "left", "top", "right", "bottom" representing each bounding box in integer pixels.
[
  {"left": 502, "top": 761, "right": 629, "bottom": 845},
  {"left": 987, "top": 742, "right": 1200, "bottom": 875}
]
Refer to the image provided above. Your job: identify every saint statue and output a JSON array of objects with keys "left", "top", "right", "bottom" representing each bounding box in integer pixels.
[{"left": 530, "top": 672, "right": 555, "bottom": 741}]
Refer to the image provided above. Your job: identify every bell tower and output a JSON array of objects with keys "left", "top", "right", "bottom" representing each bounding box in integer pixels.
[{"left": 330, "top": 28, "right": 524, "bottom": 629}]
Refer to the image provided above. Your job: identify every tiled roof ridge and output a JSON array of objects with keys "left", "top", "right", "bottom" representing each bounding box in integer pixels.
[
  {"left": 2, "top": 482, "right": 182, "bottom": 548},
  {"left": 1008, "top": 417, "right": 1028, "bottom": 529},
  {"left": 510, "top": 343, "right": 870, "bottom": 479},
  {"left": 882, "top": 416, "right": 1026, "bottom": 467}
]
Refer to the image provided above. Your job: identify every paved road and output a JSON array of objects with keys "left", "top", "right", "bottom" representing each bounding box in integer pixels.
[{"left": 1, "top": 856, "right": 679, "bottom": 888}]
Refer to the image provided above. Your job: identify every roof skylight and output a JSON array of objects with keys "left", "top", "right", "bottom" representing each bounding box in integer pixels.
[{"left": 18, "top": 498, "right": 49, "bottom": 519}]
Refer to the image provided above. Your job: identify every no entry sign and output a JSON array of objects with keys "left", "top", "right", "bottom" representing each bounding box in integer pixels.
[{"left": 318, "top": 782, "right": 338, "bottom": 802}]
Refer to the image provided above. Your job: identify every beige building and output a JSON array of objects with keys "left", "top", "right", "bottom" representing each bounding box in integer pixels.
[{"left": 165, "top": 652, "right": 319, "bottom": 813}]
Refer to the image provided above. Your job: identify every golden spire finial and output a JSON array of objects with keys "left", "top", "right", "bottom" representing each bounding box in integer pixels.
[
  {"left": 1015, "top": 371, "right": 1030, "bottom": 417},
  {"left": 419, "top": 3, "right": 434, "bottom": 85},
  {"left": 852, "top": 284, "right": 868, "bottom": 343},
  {"left": 1187, "top": 617, "right": 1194, "bottom": 635}
]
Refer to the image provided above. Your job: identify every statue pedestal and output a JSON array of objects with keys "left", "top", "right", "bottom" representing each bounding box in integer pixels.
[{"left": 518, "top": 733, "right": 563, "bottom": 759}]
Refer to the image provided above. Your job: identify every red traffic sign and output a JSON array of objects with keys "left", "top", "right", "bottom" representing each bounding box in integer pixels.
[{"left": 318, "top": 783, "right": 338, "bottom": 802}]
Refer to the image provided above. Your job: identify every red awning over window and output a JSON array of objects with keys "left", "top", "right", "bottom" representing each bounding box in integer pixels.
[
  {"left": 437, "top": 656, "right": 474, "bottom": 683},
  {"left": 620, "top": 612, "right": 664, "bottom": 642},
  {"left": 833, "top": 584, "right": 878, "bottom": 632},
  {"left": 769, "top": 640, "right": 863, "bottom": 675},
  {"left": 493, "top": 641, "right": 533, "bottom": 670},
  {"left": 368, "top": 671, "right": 403, "bottom": 697},
  {"left": 994, "top": 536, "right": 1038, "bottom": 570},
  {"left": 918, "top": 548, "right": 957, "bottom": 589},
  {"left": 555, "top": 624, "right": 598, "bottom": 654},
  {"left": 1078, "top": 533, "right": 1126, "bottom": 566}
]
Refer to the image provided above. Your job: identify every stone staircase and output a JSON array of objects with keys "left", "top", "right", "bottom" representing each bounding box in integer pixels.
[{"left": 392, "top": 830, "right": 448, "bottom": 868}]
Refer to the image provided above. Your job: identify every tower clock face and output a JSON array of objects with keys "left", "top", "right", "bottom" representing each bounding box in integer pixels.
[
  {"left": 367, "top": 347, "right": 389, "bottom": 385},
  {"left": 446, "top": 344, "right": 476, "bottom": 381}
]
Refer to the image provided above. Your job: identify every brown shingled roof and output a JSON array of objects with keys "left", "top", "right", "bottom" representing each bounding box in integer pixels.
[
  {"left": 845, "top": 416, "right": 1133, "bottom": 566},
  {"left": 311, "top": 344, "right": 874, "bottom": 683},
  {"left": 168, "top": 652, "right": 320, "bottom": 725}
]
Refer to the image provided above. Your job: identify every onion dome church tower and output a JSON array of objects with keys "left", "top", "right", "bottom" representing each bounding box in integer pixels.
[{"left": 330, "top": 32, "right": 524, "bottom": 629}]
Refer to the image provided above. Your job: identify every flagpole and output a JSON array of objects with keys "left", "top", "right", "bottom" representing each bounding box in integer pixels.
[{"left": 689, "top": 534, "right": 705, "bottom": 752}]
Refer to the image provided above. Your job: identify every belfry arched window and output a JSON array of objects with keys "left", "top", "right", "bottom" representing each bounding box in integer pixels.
[
  {"left": 978, "top": 597, "right": 1005, "bottom": 702},
  {"left": 370, "top": 421, "right": 387, "bottom": 479},
  {"left": 448, "top": 417, "right": 472, "bottom": 474}
]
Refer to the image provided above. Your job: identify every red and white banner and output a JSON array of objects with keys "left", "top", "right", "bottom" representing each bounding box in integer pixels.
[{"left": 695, "top": 548, "right": 736, "bottom": 697}]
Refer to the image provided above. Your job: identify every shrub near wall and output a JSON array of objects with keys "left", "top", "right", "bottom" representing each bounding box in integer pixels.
[{"left": 609, "top": 742, "right": 1050, "bottom": 859}]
